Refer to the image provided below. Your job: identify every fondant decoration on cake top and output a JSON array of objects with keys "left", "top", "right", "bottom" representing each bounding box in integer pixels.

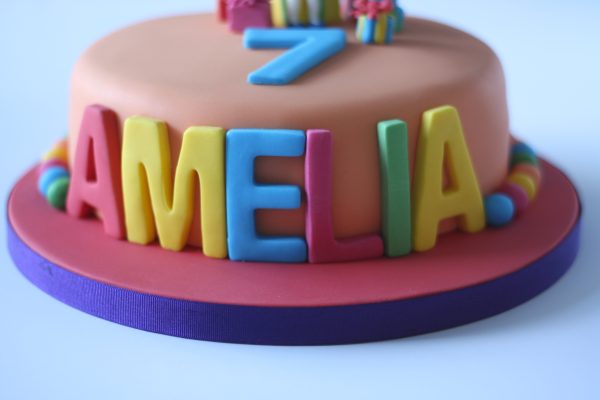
[
  {"left": 485, "top": 143, "right": 543, "bottom": 227},
  {"left": 244, "top": 28, "right": 346, "bottom": 85},
  {"left": 339, "top": 0, "right": 355, "bottom": 20},
  {"left": 226, "top": 129, "right": 307, "bottom": 263},
  {"left": 353, "top": 0, "right": 396, "bottom": 44},
  {"left": 121, "top": 117, "right": 227, "bottom": 259},
  {"left": 377, "top": 120, "right": 412, "bottom": 257},
  {"left": 66, "top": 105, "right": 125, "bottom": 239},
  {"left": 38, "top": 139, "right": 70, "bottom": 211},
  {"left": 219, "top": 2, "right": 406, "bottom": 84},
  {"left": 218, "top": 0, "right": 229, "bottom": 21},
  {"left": 227, "top": 0, "right": 272, "bottom": 33},
  {"left": 51, "top": 104, "right": 541, "bottom": 264},
  {"left": 271, "top": 0, "right": 341, "bottom": 27},
  {"left": 393, "top": 0, "right": 405, "bottom": 33},
  {"left": 306, "top": 129, "right": 384, "bottom": 263},
  {"left": 341, "top": 0, "right": 404, "bottom": 28},
  {"left": 412, "top": 106, "right": 486, "bottom": 252}
]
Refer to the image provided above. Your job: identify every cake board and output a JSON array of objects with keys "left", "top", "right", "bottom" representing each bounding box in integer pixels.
[{"left": 6, "top": 159, "right": 581, "bottom": 345}]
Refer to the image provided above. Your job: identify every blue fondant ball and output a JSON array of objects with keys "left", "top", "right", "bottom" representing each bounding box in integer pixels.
[
  {"left": 38, "top": 166, "right": 69, "bottom": 196},
  {"left": 485, "top": 193, "right": 515, "bottom": 227}
]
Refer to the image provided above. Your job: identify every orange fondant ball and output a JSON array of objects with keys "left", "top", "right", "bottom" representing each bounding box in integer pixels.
[
  {"left": 512, "top": 163, "right": 541, "bottom": 188},
  {"left": 42, "top": 145, "right": 68, "bottom": 163}
]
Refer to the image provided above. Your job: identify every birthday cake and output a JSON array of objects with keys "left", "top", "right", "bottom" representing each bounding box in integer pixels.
[{"left": 7, "top": 4, "right": 581, "bottom": 345}]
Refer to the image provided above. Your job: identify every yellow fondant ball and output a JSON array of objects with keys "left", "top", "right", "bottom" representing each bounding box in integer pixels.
[
  {"left": 508, "top": 173, "right": 537, "bottom": 200},
  {"left": 42, "top": 145, "right": 69, "bottom": 163}
]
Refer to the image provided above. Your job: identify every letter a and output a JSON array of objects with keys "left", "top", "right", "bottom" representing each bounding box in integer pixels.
[
  {"left": 412, "top": 106, "right": 485, "bottom": 252},
  {"left": 66, "top": 105, "right": 125, "bottom": 239}
]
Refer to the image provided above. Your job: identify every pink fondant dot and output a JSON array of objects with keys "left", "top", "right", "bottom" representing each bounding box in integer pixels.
[{"left": 498, "top": 182, "right": 529, "bottom": 214}]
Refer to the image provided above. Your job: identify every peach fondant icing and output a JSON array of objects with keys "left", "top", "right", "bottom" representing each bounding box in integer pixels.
[{"left": 69, "top": 14, "right": 510, "bottom": 248}]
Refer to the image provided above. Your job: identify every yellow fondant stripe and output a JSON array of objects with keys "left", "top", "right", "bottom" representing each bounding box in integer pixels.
[
  {"left": 374, "top": 14, "right": 387, "bottom": 44},
  {"left": 322, "top": 0, "right": 341, "bottom": 25},
  {"left": 508, "top": 172, "right": 537, "bottom": 200},
  {"left": 272, "top": 0, "right": 340, "bottom": 27},
  {"left": 299, "top": 0, "right": 309, "bottom": 25},
  {"left": 271, "top": 0, "right": 287, "bottom": 28},
  {"left": 412, "top": 105, "right": 485, "bottom": 252},
  {"left": 356, "top": 16, "right": 365, "bottom": 38},
  {"left": 121, "top": 117, "right": 227, "bottom": 258}
]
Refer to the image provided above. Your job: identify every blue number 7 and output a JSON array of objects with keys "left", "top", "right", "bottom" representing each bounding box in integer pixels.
[{"left": 244, "top": 28, "right": 347, "bottom": 86}]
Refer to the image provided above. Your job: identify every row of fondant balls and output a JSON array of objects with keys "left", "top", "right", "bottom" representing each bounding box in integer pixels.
[
  {"left": 37, "top": 139, "right": 70, "bottom": 210},
  {"left": 484, "top": 142, "right": 542, "bottom": 227}
]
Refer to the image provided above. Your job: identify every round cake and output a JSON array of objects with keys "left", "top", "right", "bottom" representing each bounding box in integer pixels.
[
  {"left": 69, "top": 14, "right": 509, "bottom": 244},
  {"left": 7, "top": 7, "right": 581, "bottom": 345}
]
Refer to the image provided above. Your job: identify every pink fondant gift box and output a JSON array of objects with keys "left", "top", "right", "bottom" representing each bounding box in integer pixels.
[{"left": 227, "top": 0, "right": 272, "bottom": 33}]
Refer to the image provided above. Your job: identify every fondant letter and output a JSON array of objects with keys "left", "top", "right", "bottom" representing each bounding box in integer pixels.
[
  {"left": 305, "top": 129, "right": 383, "bottom": 263},
  {"left": 121, "top": 117, "right": 227, "bottom": 258},
  {"left": 377, "top": 120, "right": 412, "bottom": 257},
  {"left": 66, "top": 105, "right": 125, "bottom": 239},
  {"left": 412, "top": 106, "right": 485, "bottom": 252},
  {"left": 226, "top": 129, "right": 307, "bottom": 263}
]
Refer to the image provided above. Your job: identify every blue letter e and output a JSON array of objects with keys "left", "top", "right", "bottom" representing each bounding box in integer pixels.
[{"left": 226, "top": 129, "right": 307, "bottom": 263}]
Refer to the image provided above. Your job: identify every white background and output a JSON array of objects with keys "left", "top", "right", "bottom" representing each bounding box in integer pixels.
[{"left": 1, "top": 1, "right": 599, "bottom": 399}]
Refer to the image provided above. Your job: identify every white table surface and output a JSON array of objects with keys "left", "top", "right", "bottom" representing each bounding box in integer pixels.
[{"left": 1, "top": 1, "right": 599, "bottom": 399}]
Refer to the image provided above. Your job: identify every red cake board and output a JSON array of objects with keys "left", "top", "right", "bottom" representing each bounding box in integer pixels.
[{"left": 7, "top": 160, "right": 581, "bottom": 345}]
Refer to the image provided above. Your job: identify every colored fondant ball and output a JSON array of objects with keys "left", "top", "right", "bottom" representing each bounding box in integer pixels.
[
  {"left": 510, "top": 152, "right": 538, "bottom": 168},
  {"left": 511, "top": 142, "right": 536, "bottom": 158},
  {"left": 512, "top": 163, "right": 542, "bottom": 187},
  {"left": 498, "top": 182, "right": 529, "bottom": 214},
  {"left": 484, "top": 193, "right": 515, "bottom": 227},
  {"left": 53, "top": 138, "right": 68, "bottom": 151},
  {"left": 38, "top": 166, "right": 69, "bottom": 196},
  {"left": 42, "top": 144, "right": 69, "bottom": 163},
  {"left": 38, "top": 158, "right": 69, "bottom": 176},
  {"left": 508, "top": 172, "right": 537, "bottom": 200},
  {"left": 46, "top": 177, "right": 70, "bottom": 210}
]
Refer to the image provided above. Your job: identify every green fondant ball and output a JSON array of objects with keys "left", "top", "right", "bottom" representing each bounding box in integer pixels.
[
  {"left": 46, "top": 177, "right": 70, "bottom": 210},
  {"left": 510, "top": 153, "right": 538, "bottom": 168}
]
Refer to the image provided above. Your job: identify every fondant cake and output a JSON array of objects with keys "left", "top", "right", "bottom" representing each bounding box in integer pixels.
[{"left": 7, "top": 4, "right": 581, "bottom": 344}]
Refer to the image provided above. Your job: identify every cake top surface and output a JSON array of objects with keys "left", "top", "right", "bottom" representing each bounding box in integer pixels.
[{"left": 75, "top": 14, "right": 497, "bottom": 114}]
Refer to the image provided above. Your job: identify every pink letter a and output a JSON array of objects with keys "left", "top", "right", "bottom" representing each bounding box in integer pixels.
[{"left": 66, "top": 105, "right": 125, "bottom": 239}]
